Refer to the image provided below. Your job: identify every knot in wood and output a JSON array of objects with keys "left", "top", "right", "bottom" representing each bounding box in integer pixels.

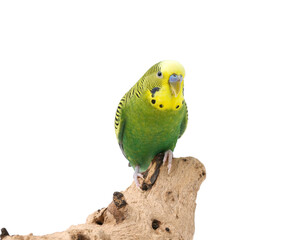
[
  {"left": 152, "top": 219, "right": 161, "bottom": 230},
  {"left": 113, "top": 192, "right": 127, "bottom": 209},
  {"left": 0, "top": 228, "right": 9, "bottom": 240}
]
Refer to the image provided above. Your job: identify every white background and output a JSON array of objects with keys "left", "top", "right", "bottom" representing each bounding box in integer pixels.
[{"left": 0, "top": 0, "right": 299, "bottom": 239}]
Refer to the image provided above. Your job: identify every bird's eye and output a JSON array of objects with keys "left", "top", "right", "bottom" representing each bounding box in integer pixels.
[{"left": 157, "top": 71, "right": 163, "bottom": 78}]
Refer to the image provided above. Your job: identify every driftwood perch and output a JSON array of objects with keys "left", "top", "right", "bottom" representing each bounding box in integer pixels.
[{"left": 1, "top": 154, "right": 206, "bottom": 240}]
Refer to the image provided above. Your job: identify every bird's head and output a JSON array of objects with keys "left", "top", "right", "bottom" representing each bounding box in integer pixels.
[
  {"left": 143, "top": 60, "right": 185, "bottom": 110},
  {"left": 158, "top": 60, "right": 185, "bottom": 97}
]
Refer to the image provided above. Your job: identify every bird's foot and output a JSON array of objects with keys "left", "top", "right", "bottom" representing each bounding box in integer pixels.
[
  {"left": 133, "top": 165, "right": 144, "bottom": 188},
  {"left": 163, "top": 150, "right": 173, "bottom": 174}
]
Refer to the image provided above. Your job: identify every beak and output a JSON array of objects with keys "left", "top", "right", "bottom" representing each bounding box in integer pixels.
[{"left": 169, "top": 74, "right": 183, "bottom": 97}]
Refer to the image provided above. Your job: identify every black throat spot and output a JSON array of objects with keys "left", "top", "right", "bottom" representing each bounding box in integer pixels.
[{"left": 150, "top": 87, "right": 160, "bottom": 97}]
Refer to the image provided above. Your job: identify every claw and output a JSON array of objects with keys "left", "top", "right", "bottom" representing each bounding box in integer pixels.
[
  {"left": 133, "top": 166, "right": 144, "bottom": 188},
  {"left": 163, "top": 150, "right": 173, "bottom": 174},
  {"left": 137, "top": 173, "right": 144, "bottom": 179}
]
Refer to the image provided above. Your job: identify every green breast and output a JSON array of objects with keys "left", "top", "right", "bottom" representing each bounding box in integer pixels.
[{"left": 122, "top": 97, "right": 185, "bottom": 171}]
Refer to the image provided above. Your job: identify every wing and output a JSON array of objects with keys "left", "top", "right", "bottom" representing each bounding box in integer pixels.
[
  {"left": 114, "top": 95, "right": 127, "bottom": 156},
  {"left": 114, "top": 80, "right": 142, "bottom": 156},
  {"left": 179, "top": 100, "right": 188, "bottom": 139}
]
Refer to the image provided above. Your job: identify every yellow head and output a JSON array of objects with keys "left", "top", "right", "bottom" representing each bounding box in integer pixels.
[{"left": 143, "top": 60, "right": 185, "bottom": 110}]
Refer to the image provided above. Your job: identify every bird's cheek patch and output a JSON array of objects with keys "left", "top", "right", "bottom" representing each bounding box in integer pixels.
[{"left": 150, "top": 87, "right": 160, "bottom": 97}]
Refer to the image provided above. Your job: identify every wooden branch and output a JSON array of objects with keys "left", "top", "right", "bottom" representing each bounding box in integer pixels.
[{"left": 1, "top": 154, "right": 206, "bottom": 240}]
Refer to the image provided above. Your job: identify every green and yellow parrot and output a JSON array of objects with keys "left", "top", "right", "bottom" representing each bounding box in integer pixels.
[{"left": 114, "top": 60, "right": 188, "bottom": 187}]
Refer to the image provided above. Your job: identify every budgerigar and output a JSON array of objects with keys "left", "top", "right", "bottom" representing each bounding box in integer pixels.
[{"left": 114, "top": 60, "right": 188, "bottom": 187}]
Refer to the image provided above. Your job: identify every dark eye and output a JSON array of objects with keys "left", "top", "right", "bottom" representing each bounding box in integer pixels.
[{"left": 157, "top": 71, "right": 163, "bottom": 78}]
